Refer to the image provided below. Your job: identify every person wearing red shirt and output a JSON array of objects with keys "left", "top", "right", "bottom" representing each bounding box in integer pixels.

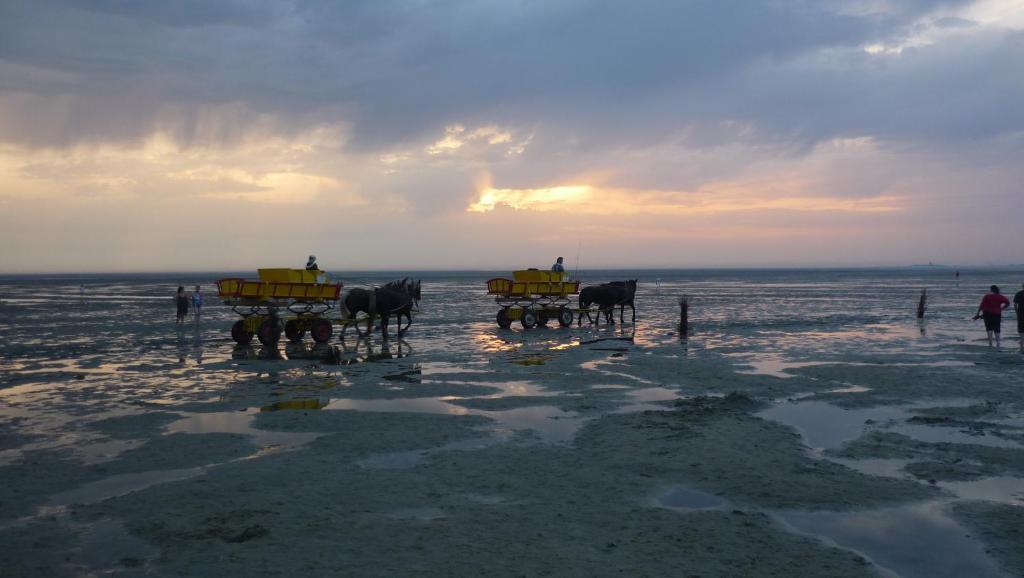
[{"left": 974, "top": 285, "right": 1011, "bottom": 348}]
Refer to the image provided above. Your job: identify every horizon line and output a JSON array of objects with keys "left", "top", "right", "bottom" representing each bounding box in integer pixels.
[{"left": 3, "top": 264, "right": 1023, "bottom": 276}]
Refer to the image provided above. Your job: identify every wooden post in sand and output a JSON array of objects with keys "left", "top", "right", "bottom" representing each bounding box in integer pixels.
[
  {"left": 916, "top": 289, "right": 927, "bottom": 319},
  {"left": 679, "top": 295, "right": 689, "bottom": 337}
]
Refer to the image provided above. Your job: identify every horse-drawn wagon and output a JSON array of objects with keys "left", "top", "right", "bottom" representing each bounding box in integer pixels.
[
  {"left": 485, "top": 271, "right": 638, "bottom": 329},
  {"left": 217, "top": 269, "right": 420, "bottom": 345},
  {"left": 486, "top": 269, "right": 580, "bottom": 329}
]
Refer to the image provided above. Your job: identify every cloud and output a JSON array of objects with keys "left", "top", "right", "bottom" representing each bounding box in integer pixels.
[
  {"left": 2, "top": 0, "right": 998, "bottom": 151},
  {"left": 0, "top": 0, "right": 1022, "bottom": 270}
]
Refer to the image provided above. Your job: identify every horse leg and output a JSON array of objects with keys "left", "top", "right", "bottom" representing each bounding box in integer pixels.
[{"left": 630, "top": 303, "right": 635, "bottom": 322}]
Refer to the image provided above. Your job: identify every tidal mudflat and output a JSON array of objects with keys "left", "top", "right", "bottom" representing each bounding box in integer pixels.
[{"left": 1, "top": 270, "right": 1023, "bottom": 576}]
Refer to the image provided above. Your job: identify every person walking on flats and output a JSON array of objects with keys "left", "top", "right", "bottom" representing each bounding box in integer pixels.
[
  {"left": 551, "top": 257, "right": 565, "bottom": 273},
  {"left": 175, "top": 286, "right": 189, "bottom": 324},
  {"left": 305, "top": 255, "right": 319, "bottom": 271},
  {"left": 974, "top": 285, "right": 1010, "bottom": 348},
  {"left": 1014, "top": 283, "right": 1024, "bottom": 353},
  {"left": 191, "top": 285, "right": 203, "bottom": 321}
]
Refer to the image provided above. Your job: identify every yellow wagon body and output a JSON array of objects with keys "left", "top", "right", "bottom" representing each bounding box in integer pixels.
[
  {"left": 216, "top": 270, "right": 342, "bottom": 303},
  {"left": 487, "top": 270, "right": 579, "bottom": 298}
]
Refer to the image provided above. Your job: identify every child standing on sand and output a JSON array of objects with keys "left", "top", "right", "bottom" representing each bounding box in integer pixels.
[
  {"left": 974, "top": 285, "right": 1010, "bottom": 348},
  {"left": 191, "top": 285, "right": 203, "bottom": 320},
  {"left": 175, "top": 286, "right": 189, "bottom": 324}
]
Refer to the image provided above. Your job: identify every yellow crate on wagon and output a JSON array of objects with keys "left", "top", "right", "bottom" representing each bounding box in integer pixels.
[
  {"left": 512, "top": 269, "right": 567, "bottom": 283},
  {"left": 258, "top": 268, "right": 325, "bottom": 284}
]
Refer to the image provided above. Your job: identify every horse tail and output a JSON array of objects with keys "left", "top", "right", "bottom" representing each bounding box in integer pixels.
[{"left": 340, "top": 290, "right": 351, "bottom": 319}]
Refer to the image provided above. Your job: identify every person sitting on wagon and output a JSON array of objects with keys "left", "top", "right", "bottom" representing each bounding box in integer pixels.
[
  {"left": 551, "top": 257, "right": 565, "bottom": 273},
  {"left": 305, "top": 255, "right": 319, "bottom": 271}
]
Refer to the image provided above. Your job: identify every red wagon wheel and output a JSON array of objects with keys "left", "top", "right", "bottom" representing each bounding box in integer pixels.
[
  {"left": 257, "top": 318, "right": 282, "bottom": 345},
  {"left": 310, "top": 318, "right": 333, "bottom": 343},
  {"left": 496, "top": 309, "right": 513, "bottom": 329},
  {"left": 284, "top": 320, "right": 305, "bottom": 342},
  {"left": 231, "top": 320, "right": 254, "bottom": 345}
]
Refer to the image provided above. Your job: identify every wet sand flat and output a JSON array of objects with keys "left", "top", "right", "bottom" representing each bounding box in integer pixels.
[{"left": 1, "top": 270, "right": 1023, "bottom": 576}]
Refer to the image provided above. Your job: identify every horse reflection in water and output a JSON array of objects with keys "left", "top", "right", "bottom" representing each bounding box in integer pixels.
[
  {"left": 579, "top": 280, "right": 637, "bottom": 326},
  {"left": 334, "top": 334, "right": 412, "bottom": 364}
]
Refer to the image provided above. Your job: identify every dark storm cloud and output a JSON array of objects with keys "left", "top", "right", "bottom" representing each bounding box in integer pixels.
[{"left": 0, "top": 0, "right": 1015, "bottom": 154}]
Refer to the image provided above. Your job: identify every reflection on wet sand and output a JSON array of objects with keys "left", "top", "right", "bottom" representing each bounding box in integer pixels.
[
  {"left": 776, "top": 502, "right": 1006, "bottom": 578},
  {"left": 231, "top": 337, "right": 414, "bottom": 365}
]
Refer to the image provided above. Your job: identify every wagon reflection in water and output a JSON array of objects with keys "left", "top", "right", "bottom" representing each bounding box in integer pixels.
[{"left": 231, "top": 335, "right": 411, "bottom": 365}]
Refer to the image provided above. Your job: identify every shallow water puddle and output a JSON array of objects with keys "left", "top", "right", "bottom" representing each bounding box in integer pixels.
[
  {"left": 758, "top": 399, "right": 996, "bottom": 452},
  {"left": 418, "top": 361, "right": 489, "bottom": 375},
  {"left": 758, "top": 401, "right": 908, "bottom": 451},
  {"left": 612, "top": 387, "right": 681, "bottom": 414},
  {"left": 654, "top": 486, "right": 726, "bottom": 512},
  {"left": 327, "top": 397, "right": 583, "bottom": 443},
  {"left": 737, "top": 358, "right": 829, "bottom": 379},
  {"left": 581, "top": 358, "right": 656, "bottom": 385},
  {"left": 791, "top": 383, "right": 873, "bottom": 400},
  {"left": 326, "top": 397, "right": 468, "bottom": 415},
  {"left": 50, "top": 466, "right": 206, "bottom": 506},
  {"left": 420, "top": 378, "right": 557, "bottom": 399},
  {"left": 482, "top": 406, "right": 583, "bottom": 444},
  {"left": 939, "top": 476, "right": 1024, "bottom": 504},
  {"left": 166, "top": 410, "right": 321, "bottom": 450},
  {"left": 738, "top": 356, "right": 976, "bottom": 379},
  {"left": 831, "top": 457, "right": 914, "bottom": 479},
  {"left": 776, "top": 501, "right": 1008, "bottom": 578}
]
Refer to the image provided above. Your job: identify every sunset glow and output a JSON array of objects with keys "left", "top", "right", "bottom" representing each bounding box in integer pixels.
[
  {"left": 0, "top": 1, "right": 1020, "bottom": 271},
  {"left": 467, "top": 184, "right": 903, "bottom": 216},
  {"left": 468, "top": 186, "right": 593, "bottom": 212}
]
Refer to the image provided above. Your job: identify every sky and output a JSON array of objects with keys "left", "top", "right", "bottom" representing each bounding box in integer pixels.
[{"left": 0, "top": 0, "right": 1022, "bottom": 273}]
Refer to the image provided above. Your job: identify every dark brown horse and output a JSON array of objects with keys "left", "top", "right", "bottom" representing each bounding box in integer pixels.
[
  {"left": 343, "top": 279, "right": 420, "bottom": 338},
  {"left": 579, "top": 280, "right": 637, "bottom": 325}
]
